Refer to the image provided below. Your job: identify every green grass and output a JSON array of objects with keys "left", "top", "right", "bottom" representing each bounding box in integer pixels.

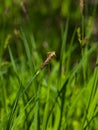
[
  {"left": 1, "top": 27, "right": 98, "bottom": 130},
  {"left": 0, "top": 2, "right": 98, "bottom": 130}
]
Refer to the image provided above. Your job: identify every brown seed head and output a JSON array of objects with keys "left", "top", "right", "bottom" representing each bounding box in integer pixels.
[
  {"left": 39, "top": 51, "right": 56, "bottom": 71},
  {"left": 80, "top": 0, "right": 84, "bottom": 15}
]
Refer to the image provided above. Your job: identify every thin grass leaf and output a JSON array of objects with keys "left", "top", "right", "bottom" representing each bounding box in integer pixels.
[
  {"left": 59, "top": 19, "right": 69, "bottom": 77},
  {"left": 34, "top": 83, "right": 40, "bottom": 130},
  {"left": 6, "top": 46, "right": 23, "bottom": 130},
  {"left": 69, "top": 43, "right": 98, "bottom": 82},
  {"left": 46, "top": 78, "right": 69, "bottom": 130},
  {"left": 58, "top": 79, "right": 68, "bottom": 130},
  {"left": 20, "top": 28, "right": 33, "bottom": 72},
  {"left": 11, "top": 94, "right": 36, "bottom": 130},
  {"left": 6, "top": 75, "right": 23, "bottom": 130},
  {"left": 83, "top": 60, "right": 98, "bottom": 129},
  {"left": 8, "top": 46, "right": 17, "bottom": 73},
  {"left": 42, "top": 83, "right": 51, "bottom": 130},
  {"left": 66, "top": 26, "right": 77, "bottom": 73},
  {"left": 84, "top": 112, "right": 98, "bottom": 130}
]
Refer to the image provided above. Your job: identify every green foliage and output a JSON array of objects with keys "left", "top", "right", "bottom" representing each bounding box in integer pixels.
[{"left": 0, "top": 0, "right": 98, "bottom": 130}]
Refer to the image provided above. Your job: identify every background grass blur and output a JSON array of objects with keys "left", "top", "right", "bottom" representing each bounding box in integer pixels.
[{"left": 0, "top": 0, "right": 98, "bottom": 130}]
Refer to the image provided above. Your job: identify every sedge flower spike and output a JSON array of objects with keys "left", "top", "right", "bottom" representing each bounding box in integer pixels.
[{"left": 36, "top": 51, "right": 56, "bottom": 75}]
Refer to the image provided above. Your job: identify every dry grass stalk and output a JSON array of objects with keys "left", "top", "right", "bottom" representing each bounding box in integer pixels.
[
  {"left": 80, "top": 0, "right": 84, "bottom": 15},
  {"left": 38, "top": 51, "right": 56, "bottom": 72}
]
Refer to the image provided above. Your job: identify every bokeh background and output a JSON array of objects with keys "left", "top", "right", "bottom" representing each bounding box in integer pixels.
[{"left": 0, "top": 0, "right": 97, "bottom": 60}]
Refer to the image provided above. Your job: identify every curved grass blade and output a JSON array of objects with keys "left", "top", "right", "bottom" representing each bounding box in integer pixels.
[{"left": 6, "top": 75, "right": 23, "bottom": 130}]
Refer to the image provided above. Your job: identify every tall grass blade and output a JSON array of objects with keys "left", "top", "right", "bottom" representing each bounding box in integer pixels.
[
  {"left": 20, "top": 28, "right": 33, "bottom": 72},
  {"left": 8, "top": 46, "right": 17, "bottom": 73},
  {"left": 6, "top": 75, "right": 23, "bottom": 130},
  {"left": 83, "top": 58, "right": 98, "bottom": 129},
  {"left": 60, "top": 19, "right": 69, "bottom": 77}
]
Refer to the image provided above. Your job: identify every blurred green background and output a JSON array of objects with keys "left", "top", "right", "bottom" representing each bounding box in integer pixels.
[
  {"left": 0, "top": 0, "right": 81, "bottom": 58},
  {"left": 0, "top": 0, "right": 97, "bottom": 62},
  {"left": 0, "top": 0, "right": 98, "bottom": 61}
]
